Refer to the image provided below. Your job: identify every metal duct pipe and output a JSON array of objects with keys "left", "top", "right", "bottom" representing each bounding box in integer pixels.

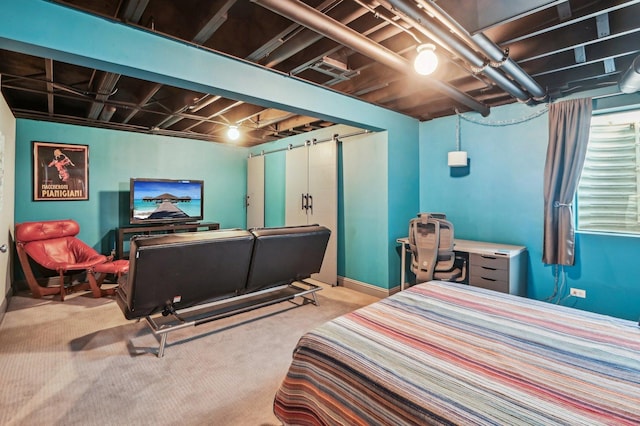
[
  {"left": 98, "top": 104, "right": 116, "bottom": 122},
  {"left": 619, "top": 55, "right": 640, "bottom": 94},
  {"left": 263, "top": 1, "right": 369, "bottom": 68},
  {"left": 470, "top": 34, "right": 545, "bottom": 99},
  {"left": 385, "top": 0, "right": 530, "bottom": 101},
  {"left": 251, "top": 0, "right": 490, "bottom": 116},
  {"left": 414, "top": 0, "right": 546, "bottom": 99}
]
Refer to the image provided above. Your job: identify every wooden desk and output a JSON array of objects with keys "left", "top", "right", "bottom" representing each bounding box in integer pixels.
[
  {"left": 117, "top": 222, "right": 219, "bottom": 259},
  {"left": 397, "top": 237, "right": 527, "bottom": 295}
]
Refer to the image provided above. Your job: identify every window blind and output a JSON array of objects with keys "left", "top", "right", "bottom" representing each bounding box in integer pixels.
[{"left": 577, "top": 121, "right": 640, "bottom": 234}]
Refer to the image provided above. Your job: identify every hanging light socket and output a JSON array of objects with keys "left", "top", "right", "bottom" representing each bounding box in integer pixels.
[
  {"left": 414, "top": 43, "right": 438, "bottom": 76},
  {"left": 227, "top": 125, "right": 240, "bottom": 141},
  {"left": 448, "top": 151, "right": 468, "bottom": 167}
]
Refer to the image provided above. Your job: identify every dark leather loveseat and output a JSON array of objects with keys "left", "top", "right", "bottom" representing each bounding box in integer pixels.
[{"left": 115, "top": 224, "right": 331, "bottom": 356}]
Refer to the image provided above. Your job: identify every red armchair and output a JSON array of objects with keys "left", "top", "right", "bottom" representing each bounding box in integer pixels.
[{"left": 15, "top": 219, "right": 114, "bottom": 300}]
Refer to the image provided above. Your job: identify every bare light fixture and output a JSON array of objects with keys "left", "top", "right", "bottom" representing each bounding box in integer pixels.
[
  {"left": 414, "top": 43, "right": 438, "bottom": 76},
  {"left": 227, "top": 125, "right": 240, "bottom": 141}
]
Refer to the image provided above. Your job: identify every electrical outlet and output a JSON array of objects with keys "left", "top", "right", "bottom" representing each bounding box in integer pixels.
[{"left": 570, "top": 288, "right": 586, "bottom": 298}]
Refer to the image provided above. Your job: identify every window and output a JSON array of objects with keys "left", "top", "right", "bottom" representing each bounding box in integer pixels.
[{"left": 576, "top": 109, "right": 640, "bottom": 234}]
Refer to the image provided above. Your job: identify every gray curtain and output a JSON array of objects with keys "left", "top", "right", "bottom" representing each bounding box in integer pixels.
[{"left": 543, "top": 98, "right": 592, "bottom": 265}]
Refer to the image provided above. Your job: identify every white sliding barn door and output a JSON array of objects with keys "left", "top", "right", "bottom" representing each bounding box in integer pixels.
[
  {"left": 285, "top": 141, "right": 337, "bottom": 285},
  {"left": 308, "top": 142, "right": 337, "bottom": 285},
  {"left": 285, "top": 146, "right": 309, "bottom": 226},
  {"left": 308, "top": 142, "right": 337, "bottom": 226},
  {"left": 246, "top": 155, "right": 265, "bottom": 229}
]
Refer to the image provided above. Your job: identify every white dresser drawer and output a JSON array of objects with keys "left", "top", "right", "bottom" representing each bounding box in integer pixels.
[
  {"left": 470, "top": 277, "right": 509, "bottom": 293},
  {"left": 468, "top": 252, "right": 517, "bottom": 295},
  {"left": 470, "top": 266, "right": 509, "bottom": 282},
  {"left": 470, "top": 253, "right": 509, "bottom": 270}
]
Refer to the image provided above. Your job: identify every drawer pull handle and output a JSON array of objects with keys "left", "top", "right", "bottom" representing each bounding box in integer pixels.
[
  {"left": 481, "top": 266, "right": 497, "bottom": 271},
  {"left": 481, "top": 255, "right": 497, "bottom": 260},
  {"left": 481, "top": 277, "right": 497, "bottom": 282}
]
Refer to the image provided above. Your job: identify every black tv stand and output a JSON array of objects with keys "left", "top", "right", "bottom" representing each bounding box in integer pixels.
[{"left": 116, "top": 222, "right": 219, "bottom": 259}]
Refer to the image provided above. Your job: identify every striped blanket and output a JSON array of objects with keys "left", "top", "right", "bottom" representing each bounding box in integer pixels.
[{"left": 274, "top": 281, "right": 640, "bottom": 425}]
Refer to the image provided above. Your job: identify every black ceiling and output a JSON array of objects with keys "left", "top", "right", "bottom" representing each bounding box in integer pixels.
[{"left": 1, "top": 0, "right": 639, "bottom": 147}]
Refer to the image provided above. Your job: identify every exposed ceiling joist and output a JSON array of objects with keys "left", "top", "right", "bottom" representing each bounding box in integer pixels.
[{"left": 1, "top": 0, "right": 638, "bottom": 146}]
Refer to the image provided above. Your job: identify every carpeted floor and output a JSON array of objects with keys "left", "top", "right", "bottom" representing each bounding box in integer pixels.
[{"left": 0, "top": 283, "right": 380, "bottom": 426}]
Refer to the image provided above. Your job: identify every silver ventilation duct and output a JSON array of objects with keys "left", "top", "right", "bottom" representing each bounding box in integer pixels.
[
  {"left": 619, "top": 55, "right": 640, "bottom": 94},
  {"left": 251, "top": 0, "right": 490, "bottom": 116}
]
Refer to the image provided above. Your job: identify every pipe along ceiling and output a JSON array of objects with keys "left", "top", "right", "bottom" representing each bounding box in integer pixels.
[
  {"left": 408, "top": 0, "right": 546, "bottom": 100},
  {"left": 253, "top": 0, "right": 548, "bottom": 119},
  {"left": 382, "top": 0, "right": 547, "bottom": 103},
  {"left": 252, "top": 0, "right": 491, "bottom": 116}
]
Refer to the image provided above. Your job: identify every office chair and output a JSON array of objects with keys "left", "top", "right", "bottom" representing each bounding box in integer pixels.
[{"left": 408, "top": 213, "right": 465, "bottom": 284}]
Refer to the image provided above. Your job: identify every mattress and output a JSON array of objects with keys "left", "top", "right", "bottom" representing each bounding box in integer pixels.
[{"left": 274, "top": 281, "right": 640, "bottom": 425}]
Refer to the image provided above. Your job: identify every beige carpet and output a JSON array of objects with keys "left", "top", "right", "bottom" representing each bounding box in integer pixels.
[{"left": 0, "top": 283, "right": 380, "bottom": 426}]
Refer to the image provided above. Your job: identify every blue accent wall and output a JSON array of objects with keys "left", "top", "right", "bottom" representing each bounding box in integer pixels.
[
  {"left": 387, "top": 124, "right": 420, "bottom": 287},
  {"left": 6, "top": 2, "right": 638, "bottom": 319},
  {"left": 251, "top": 125, "right": 392, "bottom": 288},
  {"left": 420, "top": 102, "right": 640, "bottom": 321},
  {"left": 15, "top": 120, "right": 248, "bottom": 253},
  {"left": 2, "top": 0, "right": 419, "bottom": 291},
  {"left": 341, "top": 132, "right": 389, "bottom": 287}
]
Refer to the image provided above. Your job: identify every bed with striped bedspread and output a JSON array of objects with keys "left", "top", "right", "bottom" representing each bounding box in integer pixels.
[{"left": 274, "top": 281, "right": 640, "bottom": 425}]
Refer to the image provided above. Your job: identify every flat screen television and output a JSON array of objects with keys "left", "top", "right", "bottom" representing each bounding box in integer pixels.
[{"left": 129, "top": 178, "right": 204, "bottom": 225}]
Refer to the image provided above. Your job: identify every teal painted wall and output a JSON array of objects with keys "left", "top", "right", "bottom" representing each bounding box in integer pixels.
[
  {"left": 15, "top": 120, "right": 395, "bottom": 290},
  {"left": 15, "top": 120, "right": 248, "bottom": 253},
  {"left": 387, "top": 125, "right": 420, "bottom": 287},
  {"left": 3, "top": 0, "right": 421, "bottom": 291},
  {"left": 420, "top": 102, "right": 640, "bottom": 321},
  {"left": 251, "top": 125, "right": 391, "bottom": 288},
  {"left": 341, "top": 131, "right": 389, "bottom": 287}
]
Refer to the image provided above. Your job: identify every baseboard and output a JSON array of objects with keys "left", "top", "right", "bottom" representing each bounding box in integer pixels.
[
  {"left": 337, "top": 276, "right": 401, "bottom": 298},
  {"left": 0, "top": 287, "right": 12, "bottom": 325}
]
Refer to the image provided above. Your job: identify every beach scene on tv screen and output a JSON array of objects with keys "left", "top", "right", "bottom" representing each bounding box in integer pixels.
[{"left": 132, "top": 180, "right": 202, "bottom": 221}]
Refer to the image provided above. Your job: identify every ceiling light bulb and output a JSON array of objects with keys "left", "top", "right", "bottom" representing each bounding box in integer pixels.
[
  {"left": 414, "top": 43, "right": 438, "bottom": 76},
  {"left": 227, "top": 125, "right": 240, "bottom": 141}
]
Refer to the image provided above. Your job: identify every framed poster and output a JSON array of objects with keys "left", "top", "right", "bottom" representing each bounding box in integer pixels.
[{"left": 33, "top": 141, "right": 89, "bottom": 201}]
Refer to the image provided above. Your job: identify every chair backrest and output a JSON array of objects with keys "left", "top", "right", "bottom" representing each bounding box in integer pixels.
[
  {"left": 15, "top": 219, "right": 104, "bottom": 271},
  {"left": 16, "top": 219, "right": 80, "bottom": 243},
  {"left": 409, "top": 213, "right": 463, "bottom": 283},
  {"left": 409, "top": 215, "right": 440, "bottom": 282},
  {"left": 433, "top": 218, "right": 456, "bottom": 271},
  {"left": 417, "top": 212, "right": 447, "bottom": 220}
]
